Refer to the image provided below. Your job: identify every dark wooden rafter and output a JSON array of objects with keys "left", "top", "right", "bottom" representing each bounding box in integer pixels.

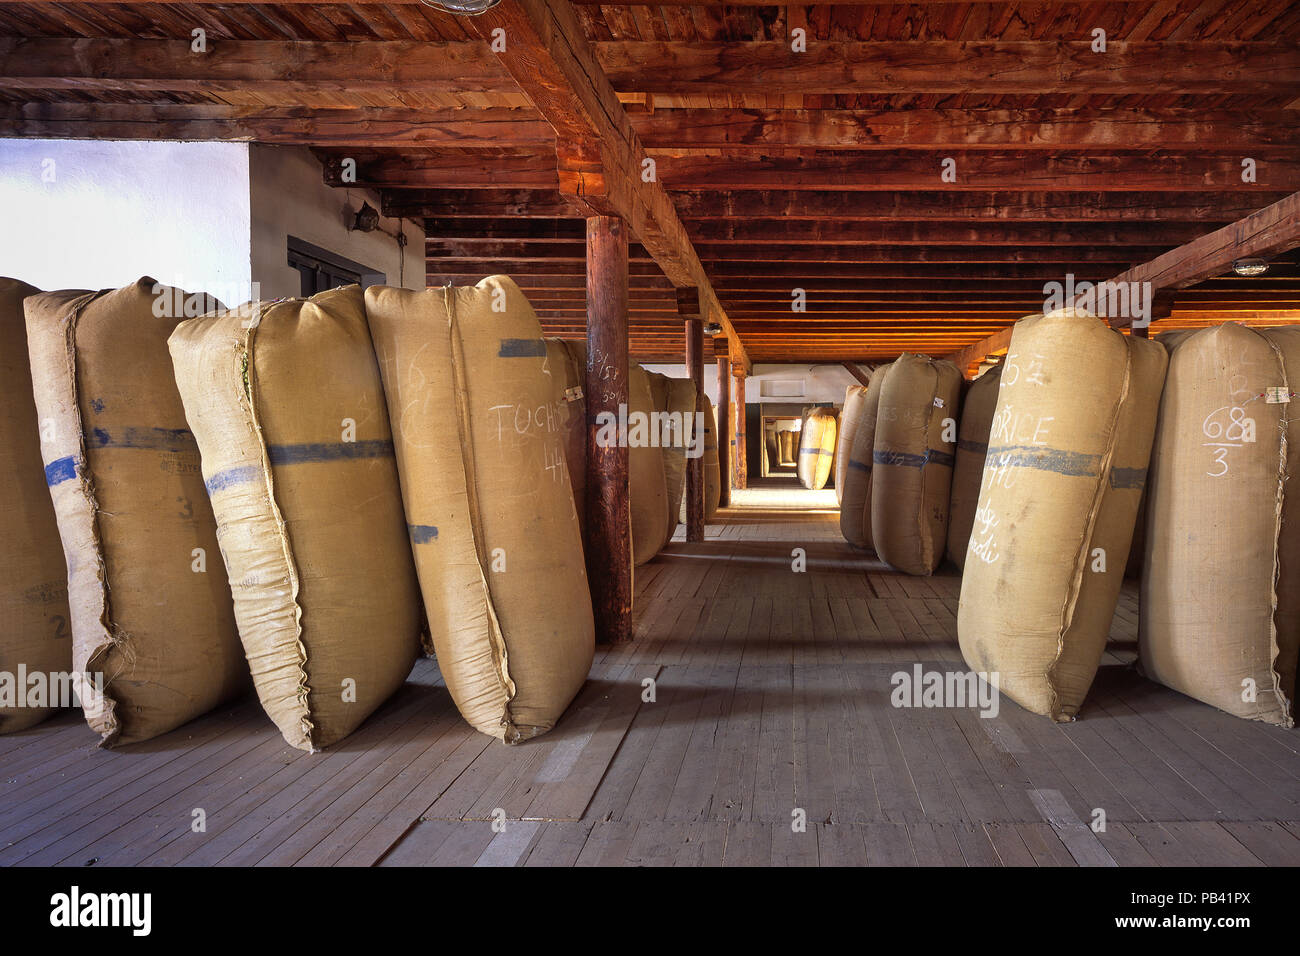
[
  {"left": 949, "top": 189, "right": 1300, "bottom": 373},
  {"left": 7, "top": 105, "right": 1300, "bottom": 153},
  {"left": 328, "top": 151, "right": 1300, "bottom": 194},
  {"left": 4, "top": 37, "right": 1298, "bottom": 96},
  {"left": 466, "top": 0, "right": 750, "bottom": 372}
]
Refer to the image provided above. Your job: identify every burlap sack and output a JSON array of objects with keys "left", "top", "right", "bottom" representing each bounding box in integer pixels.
[
  {"left": 169, "top": 285, "right": 420, "bottom": 751},
  {"left": 702, "top": 394, "right": 721, "bottom": 519},
  {"left": 840, "top": 367, "right": 886, "bottom": 549},
  {"left": 630, "top": 365, "right": 671, "bottom": 565},
  {"left": 652, "top": 375, "right": 696, "bottom": 535},
  {"left": 871, "top": 354, "right": 962, "bottom": 574},
  {"left": 544, "top": 338, "right": 587, "bottom": 532},
  {"left": 1140, "top": 323, "right": 1299, "bottom": 726},
  {"left": 798, "top": 408, "right": 838, "bottom": 490},
  {"left": 958, "top": 310, "right": 1167, "bottom": 720},
  {"left": 0, "top": 278, "right": 71, "bottom": 734},
  {"left": 26, "top": 278, "right": 246, "bottom": 745},
  {"left": 366, "top": 277, "right": 594, "bottom": 742},
  {"left": 836, "top": 384, "right": 870, "bottom": 504},
  {"left": 947, "top": 365, "right": 1002, "bottom": 569}
]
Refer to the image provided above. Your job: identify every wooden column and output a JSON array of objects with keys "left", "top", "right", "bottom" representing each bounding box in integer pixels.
[
  {"left": 733, "top": 365, "right": 748, "bottom": 490},
  {"left": 585, "top": 215, "right": 631, "bottom": 643},
  {"left": 684, "top": 316, "right": 705, "bottom": 542},
  {"left": 715, "top": 355, "right": 731, "bottom": 508}
]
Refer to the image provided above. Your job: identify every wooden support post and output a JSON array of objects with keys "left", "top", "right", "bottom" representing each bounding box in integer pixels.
[
  {"left": 585, "top": 215, "right": 631, "bottom": 643},
  {"left": 684, "top": 315, "right": 705, "bottom": 542},
  {"left": 716, "top": 355, "right": 731, "bottom": 508},
  {"left": 733, "top": 365, "right": 748, "bottom": 491}
]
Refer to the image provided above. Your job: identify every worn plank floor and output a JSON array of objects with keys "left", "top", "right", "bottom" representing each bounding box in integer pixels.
[{"left": 2, "top": 485, "right": 1297, "bottom": 867}]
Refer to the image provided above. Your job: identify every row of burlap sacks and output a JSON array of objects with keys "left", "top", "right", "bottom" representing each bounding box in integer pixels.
[
  {"left": 1, "top": 274, "right": 701, "bottom": 750},
  {"left": 836, "top": 353, "right": 965, "bottom": 575},
  {"left": 951, "top": 310, "right": 1296, "bottom": 727}
]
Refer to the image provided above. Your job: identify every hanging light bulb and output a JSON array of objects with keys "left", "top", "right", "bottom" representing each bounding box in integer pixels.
[{"left": 418, "top": 0, "right": 503, "bottom": 13}]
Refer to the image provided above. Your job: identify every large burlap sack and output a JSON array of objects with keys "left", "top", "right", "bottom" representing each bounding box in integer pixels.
[
  {"left": 947, "top": 365, "right": 1001, "bottom": 569},
  {"left": 1, "top": 278, "right": 71, "bottom": 734},
  {"left": 544, "top": 338, "right": 587, "bottom": 532},
  {"left": 958, "top": 310, "right": 1167, "bottom": 720},
  {"left": 1140, "top": 324, "right": 1299, "bottom": 726},
  {"left": 702, "top": 394, "right": 720, "bottom": 519},
  {"left": 871, "top": 354, "right": 962, "bottom": 574},
  {"left": 25, "top": 279, "right": 246, "bottom": 746},
  {"left": 366, "top": 278, "right": 594, "bottom": 742},
  {"left": 836, "top": 384, "right": 870, "bottom": 504},
  {"left": 840, "top": 366, "right": 886, "bottom": 549},
  {"left": 630, "top": 365, "right": 671, "bottom": 565},
  {"left": 653, "top": 374, "right": 696, "bottom": 536},
  {"left": 798, "top": 408, "right": 838, "bottom": 490},
  {"left": 169, "top": 285, "right": 420, "bottom": 751}
]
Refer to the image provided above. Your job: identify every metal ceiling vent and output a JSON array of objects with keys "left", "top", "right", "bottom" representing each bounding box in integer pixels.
[{"left": 417, "top": 0, "right": 502, "bottom": 14}]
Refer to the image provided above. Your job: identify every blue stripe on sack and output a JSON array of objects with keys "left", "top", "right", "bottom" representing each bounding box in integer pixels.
[
  {"left": 927, "top": 449, "right": 956, "bottom": 468},
  {"left": 266, "top": 438, "right": 395, "bottom": 465},
  {"left": 205, "top": 464, "right": 261, "bottom": 494},
  {"left": 799, "top": 446, "right": 833, "bottom": 457},
  {"left": 87, "top": 426, "right": 199, "bottom": 453},
  {"left": 408, "top": 524, "right": 439, "bottom": 544},
  {"left": 958, "top": 438, "right": 989, "bottom": 455},
  {"left": 44, "top": 456, "right": 79, "bottom": 487},
  {"left": 984, "top": 444, "right": 1102, "bottom": 478},
  {"left": 873, "top": 448, "right": 955, "bottom": 469},
  {"left": 1109, "top": 466, "right": 1147, "bottom": 490},
  {"left": 847, "top": 459, "right": 872, "bottom": 473},
  {"left": 498, "top": 338, "right": 547, "bottom": 357}
]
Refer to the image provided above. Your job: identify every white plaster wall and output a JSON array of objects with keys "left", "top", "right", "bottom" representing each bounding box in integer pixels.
[
  {"left": 0, "top": 139, "right": 252, "bottom": 295},
  {"left": 248, "top": 145, "right": 426, "bottom": 299},
  {"left": 641, "top": 362, "right": 862, "bottom": 407}
]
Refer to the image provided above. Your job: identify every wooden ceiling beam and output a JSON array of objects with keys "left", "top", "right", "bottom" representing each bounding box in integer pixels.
[
  {"left": 0, "top": 104, "right": 555, "bottom": 148},
  {"left": 427, "top": 246, "right": 1159, "bottom": 264},
  {"left": 5, "top": 37, "right": 1296, "bottom": 97},
  {"left": 0, "top": 37, "right": 517, "bottom": 94},
  {"left": 7, "top": 105, "right": 1299, "bottom": 152},
  {"left": 594, "top": 41, "right": 1300, "bottom": 96},
  {"left": 468, "top": 0, "right": 749, "bottom": 371},
  {"left": 423, "top": 219, "right": 1212, "bottom": 247},
  {"left": 336, "top": 150, "right": 1300, "bottom": 194},
  {"left": 393, "top": 188, "right": 1279, "bottom": 222},
  {"left": 948, "top": 188, "right": 1300, "bottom": 368}
]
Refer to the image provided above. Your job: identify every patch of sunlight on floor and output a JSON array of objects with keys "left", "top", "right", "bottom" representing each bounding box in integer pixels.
[{"left": 728, "top": 485, "right": 839, "bottom": 511}]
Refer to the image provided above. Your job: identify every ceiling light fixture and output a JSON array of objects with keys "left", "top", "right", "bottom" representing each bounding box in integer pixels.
[
  {"left": 1232, "top": 257, "right": 1270, "bottom": 277},
  {"left": 703, "top": 321, "right": 723, "bottom": 335},
  {"left": 417, "top": 0, "right": 502, "bottom": 13},
  {"left": 351, "top": 201, "right": 380, "bottom": 233}
]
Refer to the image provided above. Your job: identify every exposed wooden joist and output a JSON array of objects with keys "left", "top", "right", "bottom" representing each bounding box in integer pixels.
[
  {"left": 6, "top": 105, "right": 1299, "bottom": 152},
  {"left": 468, "top": 0, "right": 749, "bottom": 371},
  {"left": 1101, "top": 188, "right": 1300, "bottom": 328},
  {"left": 0, "top": 37, "right": 517, "bottom": 94},
  {"left": 338, "top": 150, "right": 1300, "bottom": 194},
  {"left": 949, "top": 188, "right": 1300, "bottom": 367},
  {"left": 425, "top": 246, "right": 1159, "bottom": 265},
  {"left": 5, "top": 37, "right": 1296, "bottom": 97},
  {"left": 394, "top": 188, "right": 1280, "bottom": 222},
  {"left": 594, "top": 41, "right": 1300, "bottom": 96},
  {"left": 424, "top": 220, "right": 1212, "bottom": 247}
]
